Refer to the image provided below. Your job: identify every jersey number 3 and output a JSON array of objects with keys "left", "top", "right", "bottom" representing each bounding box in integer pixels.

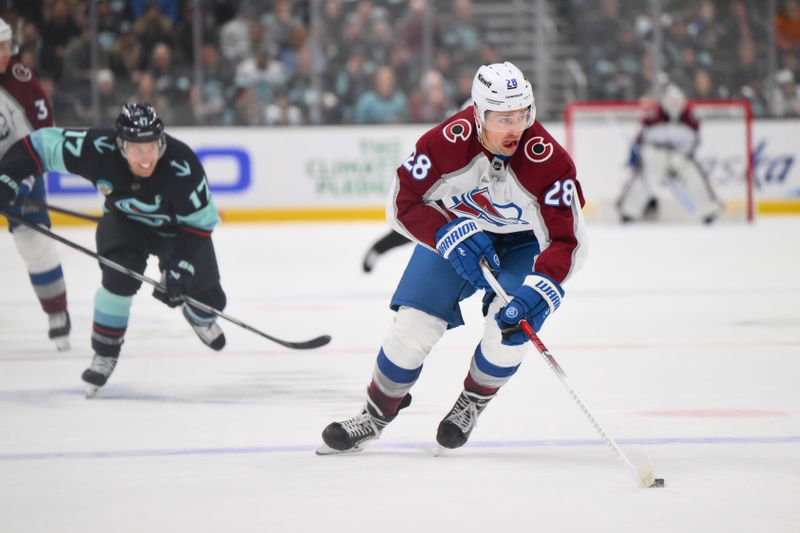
[{"left": 543, "top": 178, "right": 577, "bottom": 207}]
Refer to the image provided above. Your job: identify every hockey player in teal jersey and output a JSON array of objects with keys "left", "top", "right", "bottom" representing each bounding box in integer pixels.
[{"left": 0, "top": 103, "right": 227, "bottom": 397}]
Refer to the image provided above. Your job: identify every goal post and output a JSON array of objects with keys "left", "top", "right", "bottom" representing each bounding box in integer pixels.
[{"left": 564, "top": 99, "right": 754, "bottom": 223}]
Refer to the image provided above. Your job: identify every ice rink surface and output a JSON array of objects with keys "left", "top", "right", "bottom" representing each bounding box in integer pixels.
[{"left": 1, "top": 218, "right": 799, "bottom": 532}]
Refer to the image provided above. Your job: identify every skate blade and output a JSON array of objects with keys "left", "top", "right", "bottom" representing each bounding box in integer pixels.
[
  {"left": 85, "top": 384, "right": 100, "bottom": 399},
  {"left": 53, "top": 337, "right": 70, "bottom": 352},
  {"left": 315, "top": 443, "right": 365, "bottom": 456},
  {"left": 432, "top": 445, "right": 449, "bottom": 457}
]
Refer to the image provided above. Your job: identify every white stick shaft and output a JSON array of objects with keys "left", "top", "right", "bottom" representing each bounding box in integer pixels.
[{"left": 481, "top": 262, "right": 636, "bottom": 470}]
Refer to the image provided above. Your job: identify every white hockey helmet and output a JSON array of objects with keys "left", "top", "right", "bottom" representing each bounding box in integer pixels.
[
  {"left": 472, "top": 62, "right": 535, "bottom": 134},
  {"left": 0, "top": 17, "right": 18, "bottom": 54},
  {"left": 660, "top": 84, "right": 687, "bottom": 121},
  {"left": 0, "top": 17, "right": 10, "bottom": 42}
]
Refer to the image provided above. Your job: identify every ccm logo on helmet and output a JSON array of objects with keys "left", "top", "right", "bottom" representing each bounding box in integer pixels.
[
  {"left": 524, "top": 136, "right": 553, "bottom": 163},
  {"left": 442, "top": 118, "right": 472, "bottom": 143}
]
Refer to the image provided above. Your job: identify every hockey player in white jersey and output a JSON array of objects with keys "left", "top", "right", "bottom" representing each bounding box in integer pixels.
[
  {"left": 618, "top": 84, "right": 721, "bottom": 224},
  {"left": 318, "top": 62, "right": 587, "bottom": 454},
  {"left": 0, "top": 17, "right": 71, "bottom": 349}
]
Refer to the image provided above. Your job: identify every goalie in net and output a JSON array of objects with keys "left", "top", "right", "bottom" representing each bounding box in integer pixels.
[{"left": 617, "top": 85, "right": 722, "bottom": 224}]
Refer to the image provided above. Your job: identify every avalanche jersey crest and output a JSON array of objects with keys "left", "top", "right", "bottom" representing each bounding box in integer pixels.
[
  {"left": 442, "top": 118, "right": 472, "bottom": 143},
  {"left": 449, "top": 187, "right": 527, "bottom": 227},
  {"left": 12, "top": 63, "right": 32, "bottom": 82}
]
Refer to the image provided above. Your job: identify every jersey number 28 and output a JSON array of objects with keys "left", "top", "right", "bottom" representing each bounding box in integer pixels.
[{"left": 544, "top": 178, "right": 577, "bottom": 207}]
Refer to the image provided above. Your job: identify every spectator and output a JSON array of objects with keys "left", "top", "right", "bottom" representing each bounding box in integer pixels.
[
  {"left": 354, "top": 65, "right": 408, "bottom": 123},
  {"left": 771, "top": 68, "right": 800, "bottom": 117},
  {"left": 230, "top": 85, "right": 263, "bottom": 126},
  {"left": 777, "top": 0, "right": 800, "bottom": 50},
  {"left": 219, "top": 5, "right": 253, "bottom": 64},
  {"left": 408, "top": 69, "right": 450, "bottom": 123},
  {"left": 133, "top": 2, "right": 173, "bottom": 62},
  {"left": 129, "top": 71, "right": 174, "bottom": 125},
  {"left": 109, "top": 22, "right": 143, "bottom": 80},
  {"left": 192, "top": 41, "right": 233, "bottom": 125},
  {"left": 39, "top": 0, "right": 82, "bottom": 80},
  {"left": 236, "top": 43, "right": 288, "bottom": 106}
]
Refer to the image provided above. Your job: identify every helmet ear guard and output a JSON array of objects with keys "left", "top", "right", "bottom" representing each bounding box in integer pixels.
[{"left": 115, "top": 103, "right": 167, "bottom": 159}]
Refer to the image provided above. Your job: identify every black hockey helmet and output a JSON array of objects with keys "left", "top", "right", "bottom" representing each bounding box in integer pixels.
[{"left": 115, "top": 103, "right": 167, "bottom": 158}]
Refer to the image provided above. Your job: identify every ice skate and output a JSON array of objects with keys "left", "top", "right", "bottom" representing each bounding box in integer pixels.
[
  {"left": 183, "top": 305, "right": 225, "bottom": 350},
  {"left": 317, "top": 394, "right": 411, "bottom": 455},
  {"left": 81, "top": 354, "right": 118, "bottom": 398},
  {"left": 436, "top": 391, "right": 495, "bottom": 449},
  {"left": 48, "top": 310, "right": 71, "bottom": 351}
]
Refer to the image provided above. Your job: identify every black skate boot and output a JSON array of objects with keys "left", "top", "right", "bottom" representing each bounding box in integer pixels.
[
  {"left": 81, "top": 354, "right": 118, "bottom": 398},
  {"left": 317, "top": 394, "right": 412, "bottom": 455},
  {"left": 436, "top": 391, "right": 495, "bottom": 449},
  {"left": 48, "top": 310, "right": 71, "bottom": 351},
  {"left": 183, "top": 305, "right": 225, "bottom": 350}
]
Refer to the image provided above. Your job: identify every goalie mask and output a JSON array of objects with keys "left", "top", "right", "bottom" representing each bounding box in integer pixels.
[
  {"left": 472, "top": 62, "right": 535, "bottom": 140},
  {"left": 660, "top": 85, "right": 687, "bottom": 121},
  {"left": 115, "top": 103, "right": 167, "bottom": 159}
]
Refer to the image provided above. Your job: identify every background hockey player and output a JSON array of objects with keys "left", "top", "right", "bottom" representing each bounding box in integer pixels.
[
  {"left": 0, "top": 17, "right": 71, "bottom": 350},
  {"left": 617, "top": 84, "right": 721, "bottom": 224},
  {"left": 319, "top": 62, "right": 588, "bottom": 454},
  {"left": 0, "top": 103, "right": 227, "bottom": 397}
]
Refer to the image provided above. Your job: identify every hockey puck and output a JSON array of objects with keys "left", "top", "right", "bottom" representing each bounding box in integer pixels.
[{"left": 652, "top": 478, "right": 665, "bottom": 488}]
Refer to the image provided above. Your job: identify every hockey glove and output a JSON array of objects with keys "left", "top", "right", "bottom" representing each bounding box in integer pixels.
[
  {"left": 154, "top": 259, "right": 195, "bottom": 308},
  {"left": 435, "top": 217, "right": 500, "bottom": 290},
  {"left": 0, "top": 173, "right": 20, "bottom": 207},
  {"left": 495, "top": 273, "right": 564, "bottom": 345}
]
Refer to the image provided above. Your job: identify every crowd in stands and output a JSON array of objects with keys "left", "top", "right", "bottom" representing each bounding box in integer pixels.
[
  {"left": 574, "top": 0, "right": 800, "bottom": 117},
  {"left": 6, "top": 0, "right": 495, "bottom": 126},
  {"left": 5, "top": 0, "right": 800, "bottom": 127}
]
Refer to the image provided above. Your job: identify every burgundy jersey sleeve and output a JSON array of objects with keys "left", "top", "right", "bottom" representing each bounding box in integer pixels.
[
  {"left": 5, "top": 60, "right": 54, "bottom": 129},
  {"left": 511, "top": 124, "right": 586, "bottom": 283},
  {"left": 389, "top": 116, "right": 472, "bottom": 248}
]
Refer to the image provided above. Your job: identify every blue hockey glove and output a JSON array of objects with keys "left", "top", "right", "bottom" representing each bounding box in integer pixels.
[
  {"left": 435, "top": 217, "right": 500, "bottom": 289},
  {"left": 154, "top": 259, "right": 195, "bottom": 308},
  {"left": 495, "top": 273, "right": 564, "bottom": 345},
  {"left": 0, "top": 174, "right": 20, "bottom": 207}
]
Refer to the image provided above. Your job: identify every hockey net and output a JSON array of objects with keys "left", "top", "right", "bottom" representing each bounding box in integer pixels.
[{"left": 564, "top": 100, "right": 754, "bottom": 223}]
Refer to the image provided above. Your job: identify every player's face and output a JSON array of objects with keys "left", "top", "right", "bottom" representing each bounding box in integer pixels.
[
  {"left": 124, "top": 141, "right": 160, "bottom": 178},
  {"left": 0, "top": 40, "right": 13, "bottom": 73},
  {"left": 481, "top": 108, "right": 531, "bottom": 156}
]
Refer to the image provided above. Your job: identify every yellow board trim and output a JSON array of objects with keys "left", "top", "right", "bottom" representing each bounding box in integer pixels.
[{"left": 4, "top": 201, "right": 800, "bottom": 228}]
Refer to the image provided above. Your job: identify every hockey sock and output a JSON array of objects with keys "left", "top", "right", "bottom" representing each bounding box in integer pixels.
[
  {"left": 91, "top": 288, "right": 133, "bottom": 357},
  {"left": 465, "top": 344, "right": 520, "bottom": 394},
  {"left": 28, "top": 265, "right": 68, "bottom": 314}
]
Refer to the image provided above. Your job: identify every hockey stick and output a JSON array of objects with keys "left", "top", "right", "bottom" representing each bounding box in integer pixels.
[
  {"left": 1, "top": 209, "right": 332, "bottom": 350},
  {"left": 19, "top": 198, "right": 103, "bottom": 223},
  {"left": 480, "top": 259, "right": 663, "bottom": 488}
]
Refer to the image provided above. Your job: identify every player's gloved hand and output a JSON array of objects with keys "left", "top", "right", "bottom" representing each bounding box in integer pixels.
[
  {"left": 0, "top": 174, "right": 20, "bottom": 207},
  {"left": 435, "top": 217, "right": 500, "bottom": 289},
  {"left": 494, "top": 273, "right": 564, "bottom": 345},
  {"left": 154, "top": 259, "right": 195, "bottom": 308}
]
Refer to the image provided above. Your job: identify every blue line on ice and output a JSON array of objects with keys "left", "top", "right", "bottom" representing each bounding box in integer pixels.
[{"left": 1, "top": 435, "right": 799, "bottom": 461}]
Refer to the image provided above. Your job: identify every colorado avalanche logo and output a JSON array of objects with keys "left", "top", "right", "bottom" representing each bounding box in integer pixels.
[
  {"left": 449, "top": 187, "right": 527, "bottom": 228},
  {"left": 524, "top": 136, "right": 553, "bottom": 163},
  {"left": 12, "top": 63, "right": 32, "bottom": 83},
  {"left": 442, "top": 118, "right": 472, "bottom": 144}
]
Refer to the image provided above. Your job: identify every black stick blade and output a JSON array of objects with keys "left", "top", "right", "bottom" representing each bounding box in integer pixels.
[{"left": 278, "top": 334, "right": 332, "bottom": 350}]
